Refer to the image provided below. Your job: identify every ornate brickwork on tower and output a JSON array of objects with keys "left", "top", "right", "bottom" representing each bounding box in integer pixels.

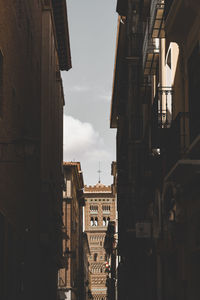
[{"left": 84, "top": 183, "right": 116, "bottom": 300}]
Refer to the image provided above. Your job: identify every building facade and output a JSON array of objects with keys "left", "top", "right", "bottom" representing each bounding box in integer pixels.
[
  {"left": 0, "top": 1, "right": 71, "bottom": 299},
  {"left": 111, "top": 1, "right": 200, "bottom": 300},
  {"left": 82, "top": 232, "right": 92, "bottom": 300},
  {"left": 84, "top": 183, "right": 116, "bottom": 300},
  {"left": 58, "top": 162, "right": 85, "bottom": 300}
]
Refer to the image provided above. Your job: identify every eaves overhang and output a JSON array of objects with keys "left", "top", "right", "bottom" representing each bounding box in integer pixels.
[
  {"left": 63, "top": 162, "right": 84, "bottom": 190},
  {"left": 52, "top": 0, "right": 72, "bottom": 71},
  {"left": 116, "top": 0, "right": 128, "bottom": 16},
  {"left": 110, "top": 17, "right": 126, "bottom": 129}
]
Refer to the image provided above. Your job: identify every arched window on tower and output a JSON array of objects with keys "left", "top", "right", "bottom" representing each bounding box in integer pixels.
[
  {"left": 94, "top": 253, "right": 98, "bottom": 261},
  {"left": 94, "top": 217, "right": 98, "bottom": 226},
  {"left": 103, "top": 217, "right": 106, "bottom": 226},
  {"left": 90, "top": 217, "right": 94, "bottom": 226},
  {"left": 106, "top": 217, "right": 110, "bottom": 226}
]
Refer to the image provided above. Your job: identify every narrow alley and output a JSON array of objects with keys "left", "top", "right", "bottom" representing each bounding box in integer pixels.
[{"left": 0, "top": 1, "right": 200, "bottom": 300}]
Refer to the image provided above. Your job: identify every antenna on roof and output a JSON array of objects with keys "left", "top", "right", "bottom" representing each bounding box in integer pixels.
[{"left": 97, "top": 161, "right": 102, "bottom": 183}]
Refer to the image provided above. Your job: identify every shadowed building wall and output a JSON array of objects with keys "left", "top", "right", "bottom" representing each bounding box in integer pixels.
[{"left": 0, "top": 1, "right": 71, "bottom": 299}]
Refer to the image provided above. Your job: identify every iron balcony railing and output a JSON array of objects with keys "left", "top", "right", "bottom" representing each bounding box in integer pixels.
[
  {"left": 152, "top": 87, "right": 173, "bottom": 129},
  {"left": 149, "top": 0, "right": 165, "bottom": 38},
  {"left": 143, "top": 22, "right": 159, "bottom": 75},
  {"left": 151, "top": 87, "right": 173, "bottom": 149}
]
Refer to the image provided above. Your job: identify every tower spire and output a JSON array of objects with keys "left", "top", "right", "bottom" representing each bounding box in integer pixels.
[{"left": 97, "top": 161, "right": 102, "bottom": 183}]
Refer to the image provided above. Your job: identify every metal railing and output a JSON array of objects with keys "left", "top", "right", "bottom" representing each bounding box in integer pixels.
[
  {"left": 152, "top": 87, "right": 173, "bottom": 129},
  {"left": 143, "top": 22, "right": 160, "bottom": 74},
  {"left": 158, "top": 87, "right": 173, "bottom": 128},
  {"left": 151, "top": 87, "right": 173, "bottom": 149},
  {"left": 149, "top": 0, "right": 165, "bottom": 37}
]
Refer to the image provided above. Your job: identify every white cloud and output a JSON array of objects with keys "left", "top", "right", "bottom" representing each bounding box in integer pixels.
[
  {"left": 63, "top": 115, "right": 111, "bottom": 162},
  {"left": 68, "top": 85, "right": 91, "bottom": 92},
  {"left": 98, "top": 93, "right": 111, "bottom": 101}
]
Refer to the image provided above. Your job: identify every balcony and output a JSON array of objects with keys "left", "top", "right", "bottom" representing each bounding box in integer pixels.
[
  {"left": 143, "top": 23, "right": 159, "bottom": 75},
  {"left": 152, "top": 108, "right": 189, "bottom": 176},
  {"left": 149, "top": 0, "right": 165, "bottom": 38},
  {"left": 151, "top": 87, "right": 173, "bottom": 148}
]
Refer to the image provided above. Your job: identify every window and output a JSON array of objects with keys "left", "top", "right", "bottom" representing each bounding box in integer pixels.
[
  {"left": 103, "top": 217, "right": 106, "bottom": 226},
  {"left": 94, "top": 217, "right": 98, "bottom": 226},
  {"left": 90, "top": 217, "right": 94, "bottom": 226},
  {"left": 66, "top": 180, "right": 71, "bottom": 198},
  {"left": 90, "top": 205, "right": 98, "bottom": 212},
  {"left": 90, "top": 218, "right": 98, "bottom": 227},
  {"left": 94, "top": 253, "right": 98, "bottom": 261},
  {"left": 102, "top": 205, "right": 110, "bottom": 211},
  {"left": 107, "top": 217, "right": 110, "bottom": 226}
]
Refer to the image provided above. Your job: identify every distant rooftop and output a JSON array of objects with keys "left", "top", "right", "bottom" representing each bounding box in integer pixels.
[{"left": 84, "top": 183, "right": 112, "bottom": 193}]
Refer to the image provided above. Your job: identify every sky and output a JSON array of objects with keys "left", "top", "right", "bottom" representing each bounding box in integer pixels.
[{"left": 62, "top": 0, "right": 118, "bottom": 186}]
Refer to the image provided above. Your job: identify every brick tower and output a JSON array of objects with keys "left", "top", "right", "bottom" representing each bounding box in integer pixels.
[{"left": 84, "top": 183, "right": 116, "bottom": 300}]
